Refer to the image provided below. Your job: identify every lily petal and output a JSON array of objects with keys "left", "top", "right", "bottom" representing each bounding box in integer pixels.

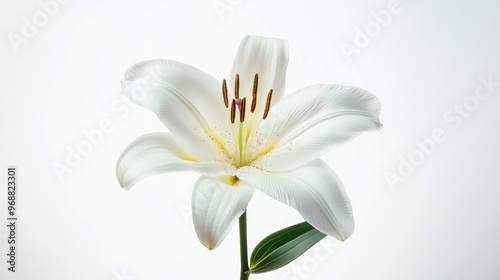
[
  {"left": 121, "top": 59, "right": 234, "bottom": 163},
  {"left": 192, "top": 176, "right": 255, "bottom": 250},
  {"left": 117, "top": 133, "right": 232, "bottom": 190},
  {"left": 250, "top": 84, "right": 382, "bottom": 171},
  {"left": 236, "top": 159, "right": 354, "bottom": 241},
  {"left": 229, "top": 36, "right": 289, "bottom": 114}
]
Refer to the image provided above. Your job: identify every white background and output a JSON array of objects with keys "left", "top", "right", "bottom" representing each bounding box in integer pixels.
[{"left": 1, "top": 0, "right": 500, "bottom": 279}]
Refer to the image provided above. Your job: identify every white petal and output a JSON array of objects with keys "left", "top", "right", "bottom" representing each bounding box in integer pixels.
[
  {"left": 192, "top": 176, "right": 255, "bottom": 250},
  {"left": 121, "top": 59, "right": 235, "bottom": 163},
  {"left": 236, "top": 159, "right": 354, "bottom": 241},
  {"left": 229, "top": 36, "right": 289, "bottom": 115},
  {"left": 250, "top": 84, "right": 382, "bottom": 171},
  {"left": 117, "top": 133, "right": 232, "bottom": 190}
]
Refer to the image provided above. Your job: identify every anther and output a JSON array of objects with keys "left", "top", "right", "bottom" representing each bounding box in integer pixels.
[
  {"left": 222, "top": 79, "right": 228, "bottom": 108},
  {"left": 234, "top": 74, "right": 240, "bottom": 99},
  {"left": 230, "top": 99, "right": 236, "bottom": 124},
  {"left": 251, "top": 74, "right": 258, "bottom": 113},
  {"left": 263, "top": 89, "right": 273, "bottom": 120},
  {"left": 240, "top": 98, "right": 247, "bottom": 123}
]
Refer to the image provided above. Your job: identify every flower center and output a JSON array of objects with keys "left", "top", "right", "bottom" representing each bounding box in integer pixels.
[{"left": 221, "top": 73, "right": 273, "bottom": 167}]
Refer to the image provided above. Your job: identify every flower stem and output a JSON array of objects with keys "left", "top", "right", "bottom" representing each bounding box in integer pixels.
[{"left": 239, "top": 211, "right": 250, "bottom": 280}]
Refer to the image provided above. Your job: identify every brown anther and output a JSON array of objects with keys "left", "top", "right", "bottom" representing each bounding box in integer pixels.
[
  {"left": 234, "top": 74, "right": 240, "bottom": 99},
  {"left": 222, "top": 79, "right": 228, "bottom": 108},
  {"left": 240, "top": 98, "right": 247, "bottom": 123},
  {"left": 230, "top": 99, "right": 236, "bottom": 124},
  {"left": 251, "top": 74, "right": 258, "bottom": 113},
  {"left": 263, "top": 89, "right": 273, "bottom": 119}
]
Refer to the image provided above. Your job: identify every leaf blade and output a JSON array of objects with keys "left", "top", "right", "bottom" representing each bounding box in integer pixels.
[{"left": 249, "top": 221, "right": 327, "bottom": 274}]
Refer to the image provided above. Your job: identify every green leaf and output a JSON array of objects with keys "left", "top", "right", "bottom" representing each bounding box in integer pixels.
[{"left": 248, "top": 221, "right": 327, "bottom": 274}]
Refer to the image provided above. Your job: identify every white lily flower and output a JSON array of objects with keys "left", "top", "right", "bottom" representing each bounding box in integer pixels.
[{"left": 117, "top": 35, "right": 382, "bottom": 250}]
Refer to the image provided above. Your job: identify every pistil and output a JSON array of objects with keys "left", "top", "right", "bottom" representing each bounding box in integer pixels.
[{"left": 238, "top": 97, "right": 247, "bottom": 166}]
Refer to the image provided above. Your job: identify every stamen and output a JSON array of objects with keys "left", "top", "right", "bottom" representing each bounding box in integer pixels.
[
  {"left": 222, "top": 79, "right": 228, "bottom": 108},
  {"left": 240, "top": 98, "right": 246, "bottom": 123},
  {"left": 263, "top": 89, "right": 273, "bottom": 119},
  {"left": 230, "top": 99, "right": 236, "bottom": 124},
  {"left": 251, "top": 74, "right": 258, "bottom": 113},
  {"left": 234, "top": 74, "right": 240, "bottom": 99}
]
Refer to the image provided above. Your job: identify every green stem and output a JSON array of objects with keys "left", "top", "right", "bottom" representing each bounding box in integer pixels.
[{"left": 239, "top": 211, "right": 250, "bottom": 280}]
